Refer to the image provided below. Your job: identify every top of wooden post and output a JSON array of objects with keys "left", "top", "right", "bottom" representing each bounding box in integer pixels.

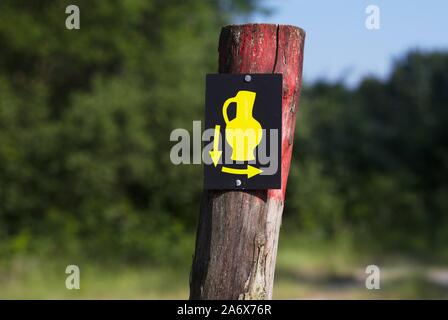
[
  {"left": 221, "top": 23, "right": 306, "bottom": 35},
  {"left": 218, "top": 23, "right": 306, "bottom": 201}
]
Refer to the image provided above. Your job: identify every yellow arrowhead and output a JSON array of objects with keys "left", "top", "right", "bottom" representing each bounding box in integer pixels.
[
  {"left": 209, "top": 150, "right": 222, "bottom": 167},
  {"left": 247, "top": 165, "right": 263, "bottom": 178}
]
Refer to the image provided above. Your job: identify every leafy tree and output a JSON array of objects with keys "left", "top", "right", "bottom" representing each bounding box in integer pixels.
[{"left": 0, "top": 0, "right": 263, "bottom": 262}]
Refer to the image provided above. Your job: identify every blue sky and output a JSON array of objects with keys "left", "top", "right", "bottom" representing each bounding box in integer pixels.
[{"left": 247, "top": 0, "right": 448, "bottom": 86}]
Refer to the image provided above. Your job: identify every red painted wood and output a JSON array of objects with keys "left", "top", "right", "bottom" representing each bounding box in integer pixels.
[
  {"left": 270, "top": 25, "right": 305, "bottom": 201},
  {"left": 219, "top": 24, "right": 305, "bottom": 201}
]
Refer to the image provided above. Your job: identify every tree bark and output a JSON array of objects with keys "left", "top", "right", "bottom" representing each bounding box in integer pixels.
[{"left": 190, "top": 24, "right": 305, "bottom": 300}]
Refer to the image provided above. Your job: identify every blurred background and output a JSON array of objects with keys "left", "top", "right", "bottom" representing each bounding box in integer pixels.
[{"left": 0, "top": 0, "right": 447, "bottom": 299}]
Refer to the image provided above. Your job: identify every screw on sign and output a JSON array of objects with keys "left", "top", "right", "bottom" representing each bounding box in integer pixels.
[{"left": 190, "top": 24, "right": 305, "bottom": 300}]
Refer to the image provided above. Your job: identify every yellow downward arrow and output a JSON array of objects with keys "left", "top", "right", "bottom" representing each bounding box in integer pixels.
[
  {"left": 209, "top": 125, "right": 222, "bottom": 167},
  {"left": 221, "top": 165, "right": 263, "bottom": 179}
]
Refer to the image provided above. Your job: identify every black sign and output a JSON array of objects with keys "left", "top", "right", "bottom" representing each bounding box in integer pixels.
[{"left": 204, "top": 74, "right": 282, "bottom": 190}]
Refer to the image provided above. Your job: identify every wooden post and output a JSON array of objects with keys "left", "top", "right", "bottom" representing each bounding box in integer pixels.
[{"left": 190, "top": 24, "right": 305, "bottom": 300}]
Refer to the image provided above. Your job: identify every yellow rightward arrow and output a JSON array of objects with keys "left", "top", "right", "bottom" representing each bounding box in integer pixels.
[
  {"left": 209, "top": 125, "right": 222, "bottom": 167},
  {"left": 222, "top": 165, "right": 263, "bottom": 179}
]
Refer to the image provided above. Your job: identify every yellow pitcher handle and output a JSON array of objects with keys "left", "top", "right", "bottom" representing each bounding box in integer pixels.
[{"left": 222, "top": 97, "right": 237, "bottom": 125}]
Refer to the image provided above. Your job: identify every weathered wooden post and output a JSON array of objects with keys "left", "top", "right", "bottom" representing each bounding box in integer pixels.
[{"left": 190, "top": 24, "right": 305, "bottom": 300}]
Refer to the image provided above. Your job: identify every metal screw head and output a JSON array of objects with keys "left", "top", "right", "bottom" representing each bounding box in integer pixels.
[
  {"left": 236, "top": 179, "right": 242, "bottom": 187},
  {"left": 244, "top": 75, "right": 252, "bottom": 82}
]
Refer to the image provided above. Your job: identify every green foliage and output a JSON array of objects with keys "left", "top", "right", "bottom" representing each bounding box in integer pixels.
[
  {"left": 0, "top": 0, "right": 260, "bottom": 263},
  {"left": 286, "top": 161, "right": 344, "bottom": 236},
  {"left": 285, "top": 51, "right": 448, "bottom": 257}
]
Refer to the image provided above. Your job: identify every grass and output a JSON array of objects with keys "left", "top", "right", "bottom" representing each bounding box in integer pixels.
[
  {"left": 0, "top": 257, "right": 189, "bottom": 299},
  {"left": 1, "top": 234, "right": 447, "bottom": 299},
  {"left": 273, "top": 234, "right": 448, "bottom": 299}
]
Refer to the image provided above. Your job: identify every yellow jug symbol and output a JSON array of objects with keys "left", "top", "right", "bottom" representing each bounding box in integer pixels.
[{"left": 223, "top": 90, "right": 263, "bottom": 161}]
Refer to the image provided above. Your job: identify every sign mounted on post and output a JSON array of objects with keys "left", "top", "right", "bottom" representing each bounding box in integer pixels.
[{"left": 204, "top": 74, "right": 282, "bottom": 190}]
